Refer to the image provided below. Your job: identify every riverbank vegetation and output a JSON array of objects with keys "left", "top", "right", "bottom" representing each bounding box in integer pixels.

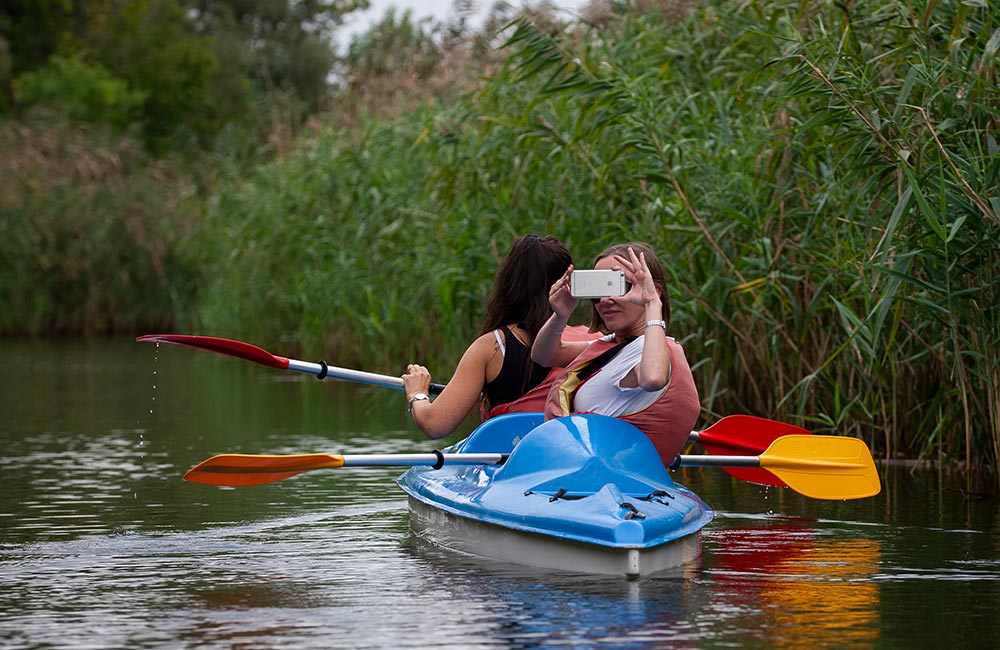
[{"left": 2, "top": 0, "right": 998, "bottom": 473}]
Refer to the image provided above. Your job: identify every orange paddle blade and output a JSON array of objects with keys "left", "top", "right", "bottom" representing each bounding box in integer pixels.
[{"left": 184, "top": 453, "right": 345, "bottom": 487}]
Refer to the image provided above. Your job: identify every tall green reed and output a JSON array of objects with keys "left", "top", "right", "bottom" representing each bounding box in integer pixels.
[{"left": 0, "top": 115, "right": 197, "bottom": 335}]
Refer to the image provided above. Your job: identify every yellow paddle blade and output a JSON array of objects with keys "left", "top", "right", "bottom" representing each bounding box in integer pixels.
[
  {"left": 759, "top": 435, "right": 881, "bottom": 500},
  {"left": 184, "top": 453, "right": 345, "bottom": 487}
]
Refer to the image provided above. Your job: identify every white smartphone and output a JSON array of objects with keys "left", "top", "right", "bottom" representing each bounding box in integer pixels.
[{"left": 570, "top": 269, "right": 627, "bottom": 299}]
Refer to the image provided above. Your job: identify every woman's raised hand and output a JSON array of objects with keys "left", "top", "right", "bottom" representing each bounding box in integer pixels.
[
  {"left": 549, "top": 264, "right": 579, "bottom": 320},
  {"left": 615, "top": 247, "right": 658, "bottom": 308}
]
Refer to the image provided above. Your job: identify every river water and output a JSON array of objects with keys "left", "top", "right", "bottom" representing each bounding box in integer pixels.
[{"left": 1, "top": 339, "right": 998, "bottom": 648}]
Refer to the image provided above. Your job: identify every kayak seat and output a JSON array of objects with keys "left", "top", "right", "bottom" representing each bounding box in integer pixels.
[{"left": 458, "top": 412, "right": 546, "bottom": 454}]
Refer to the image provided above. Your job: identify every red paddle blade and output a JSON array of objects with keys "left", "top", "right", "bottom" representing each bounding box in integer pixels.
[
  {"left": 137, "top": 334, "right": 290, "bottom": 370},
  {"left": 696, "top": 415, "right": 811, "bottom": 487}
]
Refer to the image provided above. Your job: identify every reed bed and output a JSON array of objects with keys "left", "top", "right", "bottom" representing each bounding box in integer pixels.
[
  {"left": 191, "top": 0, "right": 999, "bottom": 471},
  {"left": 0, "top": 116, "right": 198, "bottom": 335}
]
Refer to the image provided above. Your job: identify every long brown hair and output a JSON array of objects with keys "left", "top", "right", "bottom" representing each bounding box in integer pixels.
[
  {"left": 480, "top": 234, "right": 571, "bottom": 339},
  {"left": 587, "top": 241, "right": 671, "bottom": 333}
]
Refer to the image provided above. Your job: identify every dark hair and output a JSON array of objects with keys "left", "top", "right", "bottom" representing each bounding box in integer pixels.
[
  {"left": 588, "top": 241, "right": 671, "bottom": 333},
  {"left": 480, "top": 234, "right": 571, "bottom": 339}
]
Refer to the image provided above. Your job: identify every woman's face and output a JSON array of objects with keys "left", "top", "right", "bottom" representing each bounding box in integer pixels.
[{"left": 591, "top": 255, "right": 644, "bottom": 336}]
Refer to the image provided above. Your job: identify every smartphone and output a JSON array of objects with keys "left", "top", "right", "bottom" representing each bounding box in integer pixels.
[{"left": 570, "top": 269, "right": 627, "bottom": 299}]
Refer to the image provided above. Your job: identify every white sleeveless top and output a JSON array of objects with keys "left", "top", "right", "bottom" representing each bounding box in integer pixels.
[{"left": 573, "top": 335, "right": 667, "bottom": 416}]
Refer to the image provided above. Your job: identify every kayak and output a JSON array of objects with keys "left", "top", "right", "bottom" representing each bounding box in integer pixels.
[{"left": 396, "top": 412, "right": 714, "bottom": 577}]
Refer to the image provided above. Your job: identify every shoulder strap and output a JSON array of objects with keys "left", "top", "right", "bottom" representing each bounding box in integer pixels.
[
  {"left": 574, "top": 335, "right": 636, "bottom": 382},
  {"left": 575, "top": 341, "right": 623, "bottom": 382},
  {"left": 493, "top": 328, "right": 506, "bottom": 356}
]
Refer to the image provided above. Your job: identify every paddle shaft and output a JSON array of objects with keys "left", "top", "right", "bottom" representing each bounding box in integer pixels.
[
  {"left": 285, "top": 358, "right": 446, "bottom": 394},
  {"left": 345, "top": 453, "right": 506, "bottom": 467},
  {"left": 186, "top": 432, "right": 878, "bottom": 499},
  {"left": 138, "top": 334, "right": 445, "bottom": 394},
  {"left": 677, "top": 454, "right": 759, "bottom": 469},
  {"left": 193, "top": 452, "right": 508, "bottom": 473},
  {"left": 675, "top": 454, "right": 875, "bottom": 470}
]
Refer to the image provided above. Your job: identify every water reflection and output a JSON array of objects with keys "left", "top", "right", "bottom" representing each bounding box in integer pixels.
[
  {"left": 705, "top": 516, "right": 881, "bottom": 647},
  {"left": 401, "top": 535, "right": 707, "bottom": 648}
]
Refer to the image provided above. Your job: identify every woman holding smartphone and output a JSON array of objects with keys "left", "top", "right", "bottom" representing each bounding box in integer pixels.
[
  {"left": 531, "top": 242, "right": 700, "bottom": 466},
  {"left": 402, "top": 234, "right": 576, "bottom": 439}
]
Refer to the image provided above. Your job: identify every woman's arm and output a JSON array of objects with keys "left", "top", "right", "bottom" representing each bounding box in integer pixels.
[
  {"left": 531, "top": 266, "right": 588, "bottom": 367},
  {"left": 403, "top": 334, "right": 498, "bottom": 439},
  {"left": 619, "top": 248, "right": 671, "bottom": 391},
  {"left": 632, "top": 297, "right": 671, "bottom": 390}
]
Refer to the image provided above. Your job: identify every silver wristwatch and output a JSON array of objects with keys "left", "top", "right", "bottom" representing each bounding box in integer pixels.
[{"left": 407, "top": 393, "right": 429, "bottom": 413}]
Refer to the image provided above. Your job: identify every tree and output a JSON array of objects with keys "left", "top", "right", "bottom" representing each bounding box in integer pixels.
[
  {"left": 189, "top": 0, "right": 370, "bottom": 114},
  {"left": 2, "top": 0, "right": 371, "bottom": 152}
]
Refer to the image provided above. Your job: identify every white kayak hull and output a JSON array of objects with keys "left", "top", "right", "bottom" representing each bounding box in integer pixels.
[{"left": 407, "top": 495, "right": 703, "bottom": 577}]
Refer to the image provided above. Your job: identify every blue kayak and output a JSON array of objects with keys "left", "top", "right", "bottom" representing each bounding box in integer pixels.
[{"left": 397, "top": 413, "right": 714, "bottom": 577}]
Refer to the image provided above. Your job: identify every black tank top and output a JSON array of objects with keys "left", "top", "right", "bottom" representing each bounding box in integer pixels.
[{"left": 484, "top": 326, "right": 549, "bottom": 408}]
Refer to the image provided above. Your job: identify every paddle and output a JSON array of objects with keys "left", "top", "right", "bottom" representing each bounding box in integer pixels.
[
  {"left": 184, "top": 451, "right": 507, "bottom": 487},
  {"left": 137, "top": 333, "right": 446, "bottom": 394},
  {"left": 690, "top": 415, "right": 810, "bottom": 488},
  {"left": 184, "top": 433, "right": 879, "bottom": 500},
  {"left": 673, "top": 434, "right": 881, "bottom": 500}
]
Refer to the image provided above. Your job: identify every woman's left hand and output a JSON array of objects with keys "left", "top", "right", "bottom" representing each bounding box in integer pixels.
[
  {"left": 402, "top": 364, "right": 432, "bottom": 398},
  {"left": 614, "top": 246, "right": 659, "bottom": 308}
]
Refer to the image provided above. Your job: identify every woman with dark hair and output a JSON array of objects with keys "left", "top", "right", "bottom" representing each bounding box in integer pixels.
[
  {"left": 531, "top": 242, "right": 700, "bottom": 466},
  {"left": 402, "top": 234, "right": 572, "bottom": 439}
]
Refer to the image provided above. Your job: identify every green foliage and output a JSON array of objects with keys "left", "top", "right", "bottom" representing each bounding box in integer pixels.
[
  {"left": 87, "top": 0, "right": 223, "bottom": 151},
  {"left": 330, "top": 3, "right": 503, "bottom": 128},
  {"left": 15, "top": 54, "right": 147, "bottom": 129},
  {"left": 189, "top": 0, "right": 367, "bottom": 116},
  {"left": 0, "top": 0, "right": 75, "bottom": 76},
  {"left": 188, "top": 110, "right": 506, "bottom": 367},
  {"left": 2, "top": 0, "right": 365, "bottom": 153}
]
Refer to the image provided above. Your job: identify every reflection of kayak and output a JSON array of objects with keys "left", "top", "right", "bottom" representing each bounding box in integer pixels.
[{"left": 397, "top": 413, "right": 714, "bottom": 577}]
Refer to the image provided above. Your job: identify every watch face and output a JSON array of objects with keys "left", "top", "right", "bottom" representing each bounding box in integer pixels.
[{"left": 408, "top": 393, "right": 428, "bottom": 413}]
